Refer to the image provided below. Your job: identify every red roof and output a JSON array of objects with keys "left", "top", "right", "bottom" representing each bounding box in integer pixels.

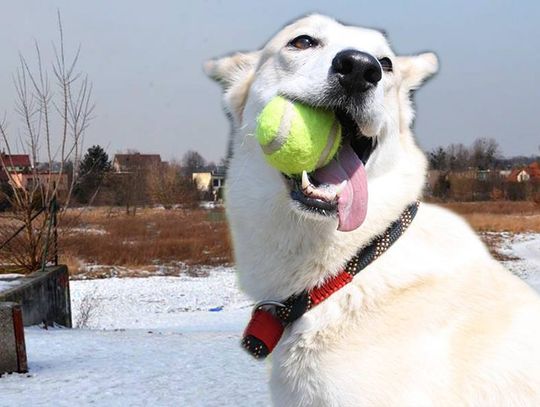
[
  {"left": 507, "top": 162, "right": 540, "bottom": 181},
  {"left": 1, "top": 154, "right": 31, "bottom": 168},
  {"left": 507, "top": 168, "right": 522, "bottom": 182}
]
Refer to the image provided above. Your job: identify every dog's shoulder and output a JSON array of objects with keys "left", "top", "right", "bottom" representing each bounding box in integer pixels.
[
  {"left": 413, "top": 202, "right": 487, "bottom": 250},
  {"left": 395, "top": 202, "right": 493, "bottom": 270}
]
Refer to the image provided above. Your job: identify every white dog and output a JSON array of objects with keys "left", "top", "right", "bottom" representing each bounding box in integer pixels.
[{"left": 205, "top": 14, "right": 540, "bottom": 406}]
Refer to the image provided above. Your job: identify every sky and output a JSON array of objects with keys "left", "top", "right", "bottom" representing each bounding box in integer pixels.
[{"left": 0, "top": 0, "right": 538, "bottom": 163}]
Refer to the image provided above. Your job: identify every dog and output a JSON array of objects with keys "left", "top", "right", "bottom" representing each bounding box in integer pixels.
[{"left": 205, "top": 14, "right": 540, "bottom": 406}]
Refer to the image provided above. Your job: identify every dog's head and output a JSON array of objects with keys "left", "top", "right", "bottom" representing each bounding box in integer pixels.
[{"left": 205, "top": 14, "right": 437, "bottom": 243}]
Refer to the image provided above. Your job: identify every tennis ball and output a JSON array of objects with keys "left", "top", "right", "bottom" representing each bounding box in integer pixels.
[{"left": 255, "top": 96, "right": 342, "bottom": 176}]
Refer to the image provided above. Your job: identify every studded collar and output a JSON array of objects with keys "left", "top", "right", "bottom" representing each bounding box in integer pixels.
[{"left": 242, "top": 201, "right": 420, "bottom": 359}]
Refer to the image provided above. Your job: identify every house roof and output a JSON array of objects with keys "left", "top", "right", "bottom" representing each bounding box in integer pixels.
[
  {"left": 507, "top": 168, "right": 525, "bottom": 181},
  {"left": 113, "top": 153, "right": 162, "bottom": 169},
  {"left": 507, "top": 162, "right": 540, "bottom": 181},
  {"left": 1, "top": 154, "right": 31, "bottom": 168}
]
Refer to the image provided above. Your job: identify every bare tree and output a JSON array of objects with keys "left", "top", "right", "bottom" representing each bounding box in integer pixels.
[
  {"left": 182, "top": 150, "right": 206, "bottom": 175},
  {"left": 146, "top": 161, "right": 198, "bottom": 209},
  {"left": 75, "top": 286, "right": 100, "bottom": 328},
  {"left": 470, "top": 138, "right": 500, "bottom": 170},
  {"left": 446, "top": 143, "right": 470, "bottom": 171},
  {"left": 429, "top": 139, "right": 500, "bottom": 172},
  {"left": 108, "top": 170, "right": 147, "bottom": 216},
  {"left": 0, "top": 13, "right": 94, "bottom": 272},
  {"left": 428, "top": 147, "right": 448, "bottom": 171}
]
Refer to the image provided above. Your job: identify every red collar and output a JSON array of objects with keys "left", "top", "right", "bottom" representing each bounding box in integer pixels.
[{"left": 242, "top": 202, "right": 419, "bottom": 359}]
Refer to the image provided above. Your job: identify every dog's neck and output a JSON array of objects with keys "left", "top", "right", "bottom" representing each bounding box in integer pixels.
[
  {"left": 241, "top": 201, "right": 420, "bottom": 359},
  {"left": 226, "top": 126, "right": 427, "bottom": 301}
]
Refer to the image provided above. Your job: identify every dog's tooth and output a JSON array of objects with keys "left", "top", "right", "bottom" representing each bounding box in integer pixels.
[
  {"left": 302, "top": 171, "right": 317, "bottom": 196},
  {"left": 301, "top": 170, "right": 310, "bottom": 191}
]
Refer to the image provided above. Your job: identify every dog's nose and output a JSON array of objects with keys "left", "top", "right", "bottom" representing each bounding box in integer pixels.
[{"left": 331, "top": 50, "right": 382, "bottom": 93}]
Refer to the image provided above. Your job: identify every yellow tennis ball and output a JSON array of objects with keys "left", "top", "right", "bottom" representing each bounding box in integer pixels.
[{"left": 255, "top": 96, "right": 342, "bottom": 176}]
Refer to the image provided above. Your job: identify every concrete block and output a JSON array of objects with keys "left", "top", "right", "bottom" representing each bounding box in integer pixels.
[{"left": 0, "top": 265, "right": 71, "bottom": 327}]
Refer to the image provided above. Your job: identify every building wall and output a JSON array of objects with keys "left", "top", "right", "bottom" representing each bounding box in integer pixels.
[
  {"left": 517, "top": 171, "right": 531, "bottom": 182},
  {"left": 192, "top": 172, "right": 212, "bottom": 191},
  {"left": 9, "top": 173, "right": 68, "bottom": 191}
]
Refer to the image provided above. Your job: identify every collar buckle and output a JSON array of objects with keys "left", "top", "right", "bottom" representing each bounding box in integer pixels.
[{"left": 252, "top": 300, "right": 285, "bottom": 315}]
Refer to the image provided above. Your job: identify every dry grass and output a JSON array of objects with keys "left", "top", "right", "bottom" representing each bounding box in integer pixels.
[
  {"left": 4, "top": 200, "right": 539, "bottom": 278},
  {"left": 459, "top": 214, "right": 540, "bottom": 233},
  {"left": 439, "top": 201, "right": 540, "bottom": 232},
  {"left": 440, "top": 201, "right": 540, "bottom": 215},
  {"left": 59, "top": 207, "right": 232, "bottom": 276}
]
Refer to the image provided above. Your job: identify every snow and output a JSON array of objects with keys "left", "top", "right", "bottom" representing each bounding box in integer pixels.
[
  {"left": 1, "top": 269, "right": 271, "bottom": 407},
  {"left": 3, "top": 328, "right": 270, "bottom": 406},
  {"left": 1, "top": 233, "right": 539, "bottom": 406},
  {"left": 501, "top": 233, "right": 540, "bottom": 292},
  {"left": 69, "top": 227, "right": 107, "bottom": 235},
  {"left": 0, "top": 273, "right": 25, "bottom": 292},
  {"left": 70, "top": 268, "right": 253, "bottom": 331}
]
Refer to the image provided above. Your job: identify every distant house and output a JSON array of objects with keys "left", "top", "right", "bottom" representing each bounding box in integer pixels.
[
  {"left": 507, "top": 162, "right": 540, "bottom": 183},
  {"left": 1, "top": 153, "right": 31, "bottom": 173},
  {"left": 508, "top": 169, "right": 531, "bottom": 183},
  {"left": 192, "top": 167, "right": 226, "bottom": 201},
  {"left": 0, "top": 153, "right": 68, "bottom": 193},
  {"left": 10, "top": 172, "right": 68, "bottom": 192},
  {"left": 1, "top": 153, "right": 31, "bottom": 184},
  {"left": 430, "top": 169, "right": 495, "bottom": 183},
  {"left": 112, "top": 153, "right": 162, "bottom": 173},
  {"left": 36, "top": 161, "right": 64, "bottom": 173},
  {"left": 476, "top": 169, "right": 492, "bottom": 181}
]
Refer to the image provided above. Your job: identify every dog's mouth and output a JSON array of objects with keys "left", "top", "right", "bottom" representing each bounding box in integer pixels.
[{"left": 286, "top": 108, "right": 375, "bottom": 232}]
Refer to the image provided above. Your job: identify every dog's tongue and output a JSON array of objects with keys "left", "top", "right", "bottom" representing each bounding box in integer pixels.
[{"left": 313, "top": 143, "right": 368, "bottom": 232}]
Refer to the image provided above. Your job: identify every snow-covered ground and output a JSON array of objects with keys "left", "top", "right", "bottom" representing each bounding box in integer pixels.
[
  {"left": 1, "top": 268, "right": 270, "bottom": 407},
  {"left": 0, "top": 273, "right": 25, "bottom": 292},
  {"left": 1, "top": 234, "right": 539, "bottom": 406},
  {"left": 500, "top": 233, "right": 540, "bottom": 292}
]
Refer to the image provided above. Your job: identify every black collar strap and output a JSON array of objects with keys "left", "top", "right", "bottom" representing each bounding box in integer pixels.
[{"left": 242, "top": 201, "right": 420, "bottom": 359}]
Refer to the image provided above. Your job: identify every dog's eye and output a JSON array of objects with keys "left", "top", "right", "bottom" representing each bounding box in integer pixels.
[
  {"left": 379, "top": 57, "right": 393, "bottom": 72},
  {"left": 288, "top": 35, "right": 319, "bottom": 50}
]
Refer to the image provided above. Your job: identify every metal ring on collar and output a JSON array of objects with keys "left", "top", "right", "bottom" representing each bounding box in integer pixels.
[{"left": 252, "top": 300, "right": 286, "bottom": 315}]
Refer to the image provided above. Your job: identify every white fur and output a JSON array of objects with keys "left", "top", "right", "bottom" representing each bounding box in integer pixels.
[{"left": 206, "top": 14, "right": 540, "bottom": 406}]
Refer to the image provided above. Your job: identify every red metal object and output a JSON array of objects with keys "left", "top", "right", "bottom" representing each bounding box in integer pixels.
[{"left": 12, "top": 305, "right": 28, "bottom": 373}]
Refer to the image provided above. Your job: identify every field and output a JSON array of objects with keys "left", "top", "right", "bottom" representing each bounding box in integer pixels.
[
  {"left": 56, "top": 201, "right": 539, "bottom": 278},
  {"left": 58, "top": 206, "right": 232, "bottom": 278},
  {"left": 2, "top": 201, "right": 539, "bottom": 277},
  {"left": 440, "top": 201, "right": 540, "bottom": 233}
]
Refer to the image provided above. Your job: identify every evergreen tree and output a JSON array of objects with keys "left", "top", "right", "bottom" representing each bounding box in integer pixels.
[
  {"left": 74, "top": 145, "right": 111, "bottom": 203},
  {"left": 428, "top": 147, "right": 448, "bottom": 171}
]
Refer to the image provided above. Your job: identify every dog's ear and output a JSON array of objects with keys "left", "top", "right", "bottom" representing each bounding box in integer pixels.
[
  {"left": 204, "top": 51, "right": 260, "bottom": 90},
  {"left": 395, "top": 53, "right": 438, "bottom": 132},
  {"left": 396, "top": 52, "right": 439, "bottom": 91},
  {"left": 204, "top": 51, "right": 260, "bottom": 124}
]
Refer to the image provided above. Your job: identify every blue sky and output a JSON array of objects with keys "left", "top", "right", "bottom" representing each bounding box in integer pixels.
[{"left": 0, "top": 0, "right": 538, "bottom": 162}]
